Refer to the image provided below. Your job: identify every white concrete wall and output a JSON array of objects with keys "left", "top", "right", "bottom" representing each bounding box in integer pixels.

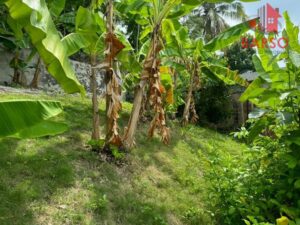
[
  {"left": 0, "top": 49, "right": 105, "bottom": 95},
  {"left": 0, "top": 50, "right": 14, "bottom": 84}
]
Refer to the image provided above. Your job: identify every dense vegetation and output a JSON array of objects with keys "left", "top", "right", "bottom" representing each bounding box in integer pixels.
[{"left": 0, "top": 0, "right": 299, "bottom": 225}]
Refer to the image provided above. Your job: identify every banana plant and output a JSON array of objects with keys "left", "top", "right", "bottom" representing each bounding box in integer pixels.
[
  {"left": 0, "top": 100, "right": 67, "bottom": 139},
  {"left": 122, "top": 0, "right": 186, "bottom": 148},
  {"left": 61, "top": 3, "right": 105, "bottom": 143},
  {"left": 121, "top": 0, "right": 259, "bottom": 148},
  {"left": 240, "top": 12, "right": 300, "bottom": 141},
  {"left": 162, "top": 18, "right": 256, "bottom": 125},
  {"left": 0, "top": 0, "right": 84, "bottom": 139},
  {"left": 124, "top": 1, "right": 162, "bottom": 147},
  {"left": 4, "top": 0, "right": 85, "bottom": 95},
  {"left": 103, "top": 0, "right": 127, "bottom": 148},
  {"left": 237, "top": 13, "right": 300, "bottom": 223},
  {"left": 62, "top": 0, "right": 131, "bottom": 149}
]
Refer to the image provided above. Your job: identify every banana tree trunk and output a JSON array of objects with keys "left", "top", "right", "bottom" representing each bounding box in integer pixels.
[
  {"left": 190, "top": 96, "right": 199, "bottom": 124},
  {"left": 123, "top": 37, "right": 156, "bottom": 148},
  {"left": 123, "top": 80, "right": 147, "bottom": 148},
  {"left": 182, "top": 63, "right": 197, "bottom": 126},
  {"left": 147, "top": 59, "right": 170, "bottom": 144},
  {"left": 124, "top": 27, "right": 169, "bottom": 148},
  {"left": 139, "top": 90, "right": 150, "bottom": 122},
  {"left": 91, "top": 54, "right": 100, "bottom": 141},
  {"left": 30, "top": 57, "right": 41, "bottom": 88},
  {"left": 12, "top": 50, "right": 21, "bottom": 85},
  {"left": 104, "top": 0, "right": 124, "bottom": 147},
  {"left": 105, "top": 67, "right": 123, "bottom": 146}
]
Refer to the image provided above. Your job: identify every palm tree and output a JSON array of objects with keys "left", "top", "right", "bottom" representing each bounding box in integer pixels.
[{"left": 184, "top": 2, "right": 247, "bottom": 41}]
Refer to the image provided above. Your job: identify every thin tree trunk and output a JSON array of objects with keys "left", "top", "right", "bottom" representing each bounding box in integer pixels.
[
  {"left": 30, "top": 57, "right": 41, "bottom": 88},
  {"left": 123, "top": 37, "right": 156, "bottom": 148},
  {"left": 105, "top": 0, "right": 114, "bottom": 142},
  {"left": 123, "top": 80, "right": 147, "bottom": 148},
  {"left": 104, "top": 0, "right": 124, "bottom": 147},
  {"left": 124, "top": 27, "right": 169, "bottom": 147},
  {"left": 91, "top": 54, "right": 100, "bottom": 141},
  {"left": 190, "top": 96, "right": 199, "bottom": 124},
  {"left": 12, "top": 51, "right": 21, "bottom": 84},
  {"left": 123, "top": 32, "right": 158, "bottom": 148},
  {"left": 182, "top": 63, "right": 197, "bottom": 125}
]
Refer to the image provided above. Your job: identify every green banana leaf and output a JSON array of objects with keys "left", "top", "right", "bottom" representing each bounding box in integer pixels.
[
  {"left": 60, "top": 6, "right": 106, "bottom": 56},
  {"left": 240, "top": 77, "right": 266, "bottom": 102},
  {"left": 75, "top": 6, "right": 105, "bottom": 54},
  {"left": 61, "top": 33, "right": 90, "bottom": 57},
  {"left": 47, "top": 0, "right": 66, "bottom": 17},
  {"left": 255, "top": 32, "right": 280, "bottom": 71},
  {"left": 283, "top": 11, "right": 300, "bottom": 53},
  {"left": 0, "top": 100, "right": 67, "bottom": 138},
  {"left": 203, "top": 63, "right": 248, "bottom": 87},
  {"left": 5, "top": 0, "right": 85, "bottom": 95},
  {"left": 10, "top": 121, "right": 68, "bottom": 139},
  {"left": 204, "top": 18, "right": 259, "bottom": 52}
]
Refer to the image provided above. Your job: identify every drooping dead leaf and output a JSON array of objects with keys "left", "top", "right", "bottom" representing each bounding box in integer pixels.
[{"left": 105, "top": 32, "right": 125, "bottom": 63}]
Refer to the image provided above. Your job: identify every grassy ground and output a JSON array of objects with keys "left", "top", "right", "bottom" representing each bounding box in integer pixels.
[{"left": 0, "top": 93, "right": 248, "bottom": 225}]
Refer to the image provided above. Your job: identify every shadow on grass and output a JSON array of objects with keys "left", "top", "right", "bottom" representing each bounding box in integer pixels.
[
  {"left": 0, "top": 138, "right": 75, "bottom": 225},
  {"left": 0, "top": 96, "right": 216, "bottom": 225}
]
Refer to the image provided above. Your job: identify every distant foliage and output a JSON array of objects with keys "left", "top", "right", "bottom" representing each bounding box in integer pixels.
[
  {"left": 225, "top": 37, "right": 256, "bottom": 73},
  {"left": 194, "top": 82, "right": 233, "bottom": 129}
]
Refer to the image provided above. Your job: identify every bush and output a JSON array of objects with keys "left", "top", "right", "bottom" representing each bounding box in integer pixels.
[{"left": 194, "top": 82, "right": 234, "bottom": 130}]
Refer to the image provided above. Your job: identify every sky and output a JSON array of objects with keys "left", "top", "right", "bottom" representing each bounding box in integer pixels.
[{"left": 241, "top": 0, "right": 300, "bottom": 27}]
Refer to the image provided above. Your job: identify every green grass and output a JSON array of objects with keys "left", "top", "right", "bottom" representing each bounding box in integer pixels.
[{"left": 0, "top": 93, "right": 248, "bottom": 225}]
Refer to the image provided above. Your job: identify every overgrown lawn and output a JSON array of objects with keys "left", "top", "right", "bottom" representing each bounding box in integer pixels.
[{"left": 0, "top": 93, "right": 247, "bottom": 225}]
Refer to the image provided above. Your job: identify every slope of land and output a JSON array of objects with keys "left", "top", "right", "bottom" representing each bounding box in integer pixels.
[{"left": 0, "top": 92, "right": 247, "bottom": 225}]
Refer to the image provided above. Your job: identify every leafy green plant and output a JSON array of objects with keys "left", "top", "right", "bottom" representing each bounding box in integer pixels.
[
  {"left": 0, "top": 100, "right": 68, "bottom": 138},
  {"left": 111, "top": 146, "right": 125, "bottom": 160},
  {"left": 4, "top": 0, "right": 85, "bottom": 95},
  {"left": 88, "top": 194, "right": 108, "bottom": 214},
  {"left": 205, "top": 12, "right": 300, "bottom": 225},
  {"left": 162, "top": 18, "right": 254, "bottom": 125},
  {"left": 62, "top": 0, "right": 133, "bottom": 148},
  {"left": 87, "top": 139, "right": 106, "bottom": 150}
]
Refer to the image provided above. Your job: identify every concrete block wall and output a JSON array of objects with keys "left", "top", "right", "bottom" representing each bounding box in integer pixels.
[{"left": 0, "top": 49, "right": 105, "bottom": 95}]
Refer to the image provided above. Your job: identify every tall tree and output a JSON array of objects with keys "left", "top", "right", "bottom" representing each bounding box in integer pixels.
[
  {"left": 162, "top": 19, "right": 255, "bottom": 125},
  {"left": 122, "top": 0, "right": 179, "bottom": 148},
  {"left": 62, "top": 3, "right": 105, "bottom": 143},
  {"left": 184, "top": 2, "right": 247, "bottom": 40},
  {"left": 224, "top": 36, "right": 256, "bottom": 73},
  {"left": 61, "top": 0, "right": 130, "bottom": 149},
  {"left": 104, "top": 0, "right": 125, "bottom": 147},
  {"left": 122, "top": 0, "right": 256, "bottom": 148}
]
